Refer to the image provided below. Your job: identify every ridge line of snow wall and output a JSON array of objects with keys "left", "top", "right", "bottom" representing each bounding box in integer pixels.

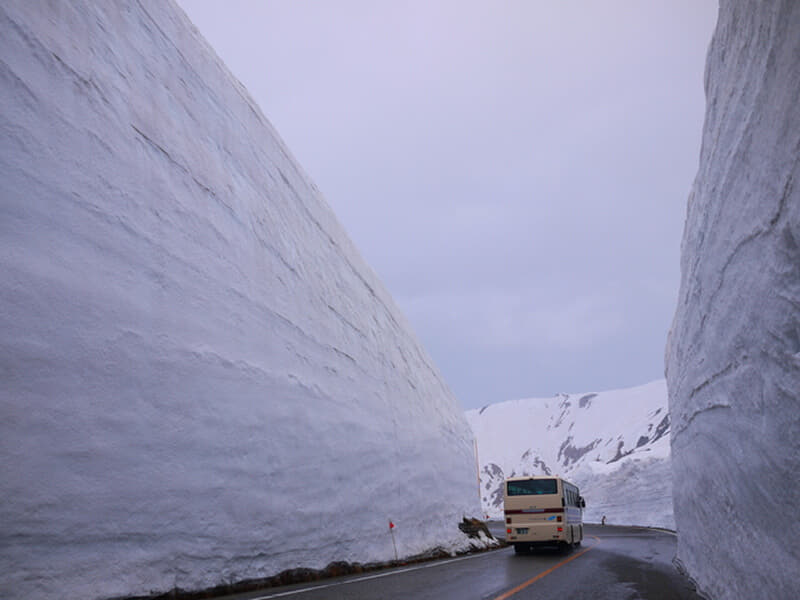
[
  {"left": 0, "top": 2, "right": 480, "bottom": 599},
  {"left": 666, "top": 2, "right": 800, "bottom": 599}
]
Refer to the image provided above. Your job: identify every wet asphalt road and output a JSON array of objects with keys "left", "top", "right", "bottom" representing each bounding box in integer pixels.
[{"left": 220, "top": 524, "right": 701, "bottom": 600}]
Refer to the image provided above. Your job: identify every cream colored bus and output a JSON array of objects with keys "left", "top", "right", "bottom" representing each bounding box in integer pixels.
[{"left": 504, "top": 475, "right": 585, "bottom": 553}]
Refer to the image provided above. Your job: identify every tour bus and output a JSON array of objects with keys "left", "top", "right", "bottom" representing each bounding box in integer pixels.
[{"left": 504, "top": 475, "right": 585, "bottom": 553}]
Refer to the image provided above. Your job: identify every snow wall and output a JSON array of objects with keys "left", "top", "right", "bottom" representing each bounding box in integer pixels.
[
  {"left": 466, "top": 380, "right": 674, "bottom": 530},
  {"left": 0, "top": 3, "right": 482, "bottom": 599},
  {"left": 666, "top": 2, "right": 800, "bottom": 599}
]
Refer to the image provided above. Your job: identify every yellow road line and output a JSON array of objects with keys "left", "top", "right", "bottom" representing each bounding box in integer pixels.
[{"left": 491, "top": 536, "right": 601, "bottom": 600}]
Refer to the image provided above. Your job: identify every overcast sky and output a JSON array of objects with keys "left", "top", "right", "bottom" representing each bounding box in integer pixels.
[{"left": 177, "top": 1, "right": 719, "bottom": 410}]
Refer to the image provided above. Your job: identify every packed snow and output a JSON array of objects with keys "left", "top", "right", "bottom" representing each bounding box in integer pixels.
[
  {"left": 666, "top": 2, "right": 800, "bottom": 599},
  {"left": 466, "top": 380, "right": 674, "bottom": 529},
  {"left": 0, "top": 3, "right": 483, "bottom": 599}
]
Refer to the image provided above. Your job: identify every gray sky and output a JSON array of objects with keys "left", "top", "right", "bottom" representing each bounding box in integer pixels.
[{"left": 177, "top": 1, "right": 719, "bottom": 410}]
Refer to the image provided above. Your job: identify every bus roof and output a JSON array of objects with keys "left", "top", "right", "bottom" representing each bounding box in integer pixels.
[{"left": 504, "top": 475, "right": 578, "bottom": 487}]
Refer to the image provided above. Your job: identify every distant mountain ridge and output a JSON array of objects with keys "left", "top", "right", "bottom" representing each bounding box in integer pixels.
[{"left": 465, "top": 380, "right": 674, "bottom": 529}]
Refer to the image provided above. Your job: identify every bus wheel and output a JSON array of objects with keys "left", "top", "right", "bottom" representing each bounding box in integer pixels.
[{"left": 513, "top": 543, "right": 527, "bottom": 555}]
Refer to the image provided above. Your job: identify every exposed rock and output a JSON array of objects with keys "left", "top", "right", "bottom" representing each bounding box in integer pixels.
[{"left": 458, "top": 517, "right": 494, "bottom": 540}]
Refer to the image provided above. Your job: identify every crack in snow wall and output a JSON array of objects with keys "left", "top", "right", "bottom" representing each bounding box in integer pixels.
[
  {"left": 0, "top": 3, "right": 480, "bottom": 599},
  {"left": 666, "top": 2, "right": 800, "bottom": 598}
]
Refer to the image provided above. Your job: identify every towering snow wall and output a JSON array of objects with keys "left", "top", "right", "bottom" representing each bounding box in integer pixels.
[
  {"left": 466, "top": 380, "right": 673, "bottom": 529},
  {"left": 0, "top": 3, "right": 481, "bottom": 599},
  {"left": 666, "top": 2, "right": 800, "bottom": 598}
]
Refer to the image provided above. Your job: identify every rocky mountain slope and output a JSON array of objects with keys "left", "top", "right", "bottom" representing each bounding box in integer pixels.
[{"left": 466, "top": 380, "right": 674, "bottom": 529}]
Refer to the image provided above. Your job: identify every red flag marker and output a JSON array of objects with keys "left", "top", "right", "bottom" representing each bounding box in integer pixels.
[{"left": 389, "top": 520, "right": 398, "bottom": 561}]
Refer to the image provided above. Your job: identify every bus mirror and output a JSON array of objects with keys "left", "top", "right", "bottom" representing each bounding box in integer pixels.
[{"left": 580, "top": 498, "right": 586, "bottom": 508}]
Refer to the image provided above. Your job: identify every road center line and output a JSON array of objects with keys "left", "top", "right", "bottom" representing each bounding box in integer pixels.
[
  {"left": 491, "top": 537, "right": 601, "bottom": 600},
  {"left": 249, "top": 550, "right": 495, "bottom": 599}
]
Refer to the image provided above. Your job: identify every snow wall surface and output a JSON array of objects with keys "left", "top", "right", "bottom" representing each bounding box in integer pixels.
[
  {"left": 666, "top": 2, "right": 800, "bottom": 599},
  {"left": 0, "top": 3, "right": 482, "bottom": 599},
  {"left": 466, "top": 380, "right": 674, "bottom": 530}
]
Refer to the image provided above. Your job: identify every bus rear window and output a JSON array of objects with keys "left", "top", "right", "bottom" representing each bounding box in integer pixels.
[{"left": 507, "top": 479, "right": 558, "bottom": 496}]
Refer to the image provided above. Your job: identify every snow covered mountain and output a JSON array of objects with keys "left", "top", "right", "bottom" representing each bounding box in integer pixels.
[
  {"left": 0, "top": 3, "right": 481, "bottom": 599},
  {"left": 666, "top": 3, "right": 800, "bottom": 599},
  {"left": 466, "top": 380, "right": 673, "bottom": 529}
]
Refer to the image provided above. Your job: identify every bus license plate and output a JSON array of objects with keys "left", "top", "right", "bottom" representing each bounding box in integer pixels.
[{"left": 516, "top": 528, "right": 529, "bottom": 534}]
